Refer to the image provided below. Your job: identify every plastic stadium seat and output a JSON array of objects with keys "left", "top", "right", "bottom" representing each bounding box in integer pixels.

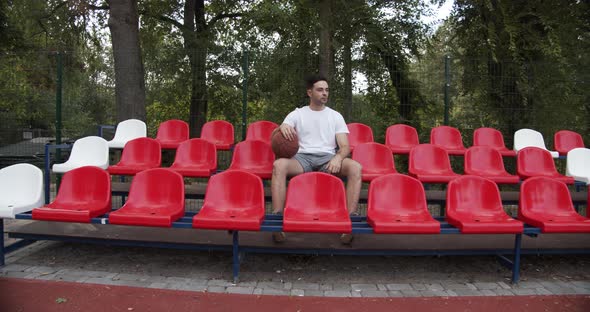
[
  {"left": 107, "top": 138, "right": 161, "bottom": 175},
  {"left": 352, "top": 142, "right": 397, "bottom": 182},
  {"left": 473, "top": 127, "right": 516, "bottom": 157},
  {"left": 32, "top": 166, "right": 111, "bottom": 223},
  {"left": 155, "top": 119, "right": 189, "bottom": 149},
  {"left": 517, "top": 147, "right": 574, "bottom": 184},
  {"left": 554, "top": 130, "right": 585, "bottom": 156},
  {"left": 246, "top": 121, "right": 278, "bottom": 144},
  {"left": 385, "top": 124, "right": 419, "bottom": 154},
  {"left": 107, "top": 119, "right": 147, "bottom": 149},
  {"left": 283, "top": 172, "right": 351, "bottom": 233},
  {"left": 519, "top": 177, "right": 590, "bottom": 233},
  {"left": 169, "top": 138, "right": 217, "bottom": 177},
  {"left": 514, "top": 128, "right": 559, "bottom": 158},
  {"left": 200, "top": 120, "right": 234, "bottom": 150},
  {"left": 566, "top": 148, "right": 590, "bottom": 185},
  {"left": 464, "top": 146, "right": 520, "bottom": 184},
  {"left": 228, "top": 140, "right": 274, "bottom": 179},
  {"left": 109, "top": 168, "right": 185, "bottom": 227},
  {"left": 347, "top": 123, "right": 374, "bottom": 151},
  {"left": 409, "top": 144, "right": 461, "bottom": 183},
  {"left": 367, "top": 174, "right": 439, "bottom": 234},
  {"left": 0, "top": 164, "right": 44, "bottom": 218},
  {"left": 193, "top": 170, "right": 265, "bottom": 231},
  {"left": 430, "top": 126, "right": 467, "bottom": 155},
  {"left": 446, "top": 176, "right": 523, "bottom": 234},
  {"left": 52, "top": 136, "right": 109, "bottom": 173}
]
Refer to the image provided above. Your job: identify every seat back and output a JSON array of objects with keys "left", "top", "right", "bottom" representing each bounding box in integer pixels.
[
  {"left": 447, "top": 176, "right": 504, "bottom": 217},
  {"left": 246, "top": 121, "right": 278, "bottom": 144},
  {"left": 156, "top": 119, "right": 189, "bottom": 142},
  {"left": 519, "top": 177, "right": 577, "bottom": 219},
  {"left": 464, "top": 146, "right": 507, "bottom": 175},
  {"left": 566, "top": 147, "right": 590, "bottom": 184},
  {"left": 554, "top": 130, "right": 584, "bottom": 156},
  {"left": 284, "top": 172, "right": 347, "bottom": 216},
  {"left": 368, "top": 174, "right": 427, "bottom": 217},
  {"left": 0, "top": 163, "right": 44, "bottom": 211},
  {"left": 514, "top": 128, "right": 550, "bottom": 152},
  {"left": 473, "top": 127, "right": 508, "bottom": 150},
  {"left": 409, "top": 144, "right": 454, "bottom": 175},
  {"left": 52, "top": 166, "right": 111, "bottom": 208},
  {"left": 347, "top": 123, "right": 374, "bottom": 150},
  {"left": 385, "top": 124, "right": 419, "bottom": 153},
  {"left": 430, "top": 126, "right": 465, "bottom": 150},
  {"left": 66, "top": 136, "right": 109, "bottom": 169},
  {"left": 109, "top": 119, "right": 147, "bottom": 148},
  {"left": 352, "top": 142, "right": 396, "bottom": 174},
  {"left": 127, "top": 168, "right": 184, "bottom": 206},
  {"left": 200, "top": 120, "right": 234, "bottom": 148},
  {"left": 517, "top": 147, "right": 559, "bottom": 177},
  {"left": 229, "top": 140, "right": 275, "bottom": 170},
  {"left": 173, "top": 138, "right": 217, "bottom": 170},
  {"left": 116, "top": 137, "right": 161, "bottom": 167},
  {"left": 204, "top": 170, "right": 264, "bottom": 210}
]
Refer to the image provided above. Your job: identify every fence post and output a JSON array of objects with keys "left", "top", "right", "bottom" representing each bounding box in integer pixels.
[
  {"left": 444, "top": 55, "right": 450, "bottom": 126},
  {"left": 241, "top": 51, "right": 249, "bottom": 141},
  {"left": 55, "top": 51, "right": 63, "bottom": 147}
]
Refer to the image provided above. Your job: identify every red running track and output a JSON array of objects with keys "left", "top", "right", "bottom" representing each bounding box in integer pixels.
[{"left": 1, "top": 278, "right": 588, "bottom": 312}]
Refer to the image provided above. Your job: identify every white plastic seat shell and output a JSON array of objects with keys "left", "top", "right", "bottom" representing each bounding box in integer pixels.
[
  {"left": 0, "top": 164, "right": 44, "bottom": 218},
  {"left": 52, "top": 136, "right": 109, "bottom": 173},
  {"left": 566, "top": 147, "right": 590, "bottom": 185},
  {"left": 107, "top": 119, "right": 147, "bottom": 149},
  {"left": 514, "top": 128, "right": 559, "bottom": 158}
]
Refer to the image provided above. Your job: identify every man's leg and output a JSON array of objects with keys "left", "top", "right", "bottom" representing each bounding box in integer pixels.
[
  {"left": 271, "top": 158, "right": 304, "bottom": 214},
  {"left": 340, "top": 158, "right": 362, "bottom": 214}
]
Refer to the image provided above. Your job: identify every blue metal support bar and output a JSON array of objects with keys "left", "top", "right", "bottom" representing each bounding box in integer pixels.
[
  {"left": 232, "top": 231, "right": 240, "bottom": 283},
  {"left": 0, "top": 220, "right": 4, "bottom": 266}
]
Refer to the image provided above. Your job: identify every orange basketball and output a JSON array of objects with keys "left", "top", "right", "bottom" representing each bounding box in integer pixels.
[{"left": 271, "top": 128, "right": 299, "bottom": 159}]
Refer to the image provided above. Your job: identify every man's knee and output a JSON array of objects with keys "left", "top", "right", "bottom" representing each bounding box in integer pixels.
[
  {"left": 272, "top": 158, "right": 290, "bottom": 177},
  {"left": 347, "top": 160, "right": 362, "bottom": 179}
]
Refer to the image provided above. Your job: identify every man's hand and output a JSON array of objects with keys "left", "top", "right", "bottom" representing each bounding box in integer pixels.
[
  {"left": 279, "top": 124, "right": 297, "bottom": 141},
  {"left": 325, "top": 154, "right": 343, "bottom": 174}
]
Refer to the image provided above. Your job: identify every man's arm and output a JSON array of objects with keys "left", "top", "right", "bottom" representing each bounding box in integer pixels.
[{"left": 325, "top": 133, "right": 350, "bottom": 174}]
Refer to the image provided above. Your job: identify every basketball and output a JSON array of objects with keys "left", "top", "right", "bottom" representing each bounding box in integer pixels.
[{"left": 271, "top": 128, "right": 299, "bottom": 159}]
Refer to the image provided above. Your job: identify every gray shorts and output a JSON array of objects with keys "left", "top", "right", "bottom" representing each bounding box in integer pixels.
[{"left": 293, "top": 153, "right": 334, "bottom": 173}]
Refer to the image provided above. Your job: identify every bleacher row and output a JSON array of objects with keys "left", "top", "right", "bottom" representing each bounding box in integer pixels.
[{"left": 1, "top": 118, "right": 589, "bottom": 283}]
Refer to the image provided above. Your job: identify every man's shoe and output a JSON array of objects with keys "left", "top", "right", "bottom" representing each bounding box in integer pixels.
[
  {"left": 272, "top": 231, "right": 286, "bottom": 243},
  {"left": 340, "top": 233, "right": 354, "bottom": 245}
]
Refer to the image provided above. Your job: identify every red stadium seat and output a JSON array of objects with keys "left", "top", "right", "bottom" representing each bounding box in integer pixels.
[
  {"left": 409, "top": 144, "right": 461, "bottom": 183},
  {"left": 446, "top": 176, "right": 523, "bottom": 234},
  {"left": 519, "top": 177, "right": 590, "bottom": 233},
  {"left": 367, "top": 174, "right": 439, "bottom": 234},
  {"left": 228, "top": 140, "right": 275, "bottom": 179},
  {"left": 169, "top": 138, "right": 217, "bottom": 177},
  {"left": 464, "top": 146, "right": 520, "bottom": 184},
  {"left": 155, "top": 119, "right": 189, "bottom": 149},
  {"left": 517, "top": 147, "right": 574, "bottom": 184},
  {"left": 193, "top": 170, "right": 265, "bottom": 231},
  {"left": 554, "top": 130, "right": 585, "bottom": 156},
  {"left": 200, "top": 120, "right": 234, "bottom": 150},
  {"left": 108, "top": 138, "right": 161, "bottom": 175},
  {"left": 32, "top": 166, "right": 111, "bottom": 223},
  {"left": 347, "top": 123, "right": 374, "bottom": 151},
  {"left": 352, "top": 142, "right": 397, "bottom": 182},
  {"left": 385, "top": 124, "right": 419, "bottom": 154},
  {"left": 430, "top": 126, "right": 467, "bottom": 155},
  {"left": 246, "top": 121, "right": 278, "bottom": 144},
  {"left": 473, "top": 127, "right": 516, "bottom": 157},
  {"left": 283, "top": 172, "right": 351, "bottom": 233},
  {"left": 109, "top": 168, "right": 185, "bottom": 227}
]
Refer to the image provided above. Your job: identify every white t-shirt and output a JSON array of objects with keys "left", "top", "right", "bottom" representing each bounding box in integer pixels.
[{"left": 283, "top": 106, "right": 349, "bottom": 155}]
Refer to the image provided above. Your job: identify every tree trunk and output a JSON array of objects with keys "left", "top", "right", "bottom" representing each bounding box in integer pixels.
[
  {"left": 107, "top": 0, "right": 146, "bottom": 122},
  {"left": 318, "top": 0, "right": 333, "bottom": 81},
  {"left": 184, "top": 0, "right": 208, "bottom": 137}
]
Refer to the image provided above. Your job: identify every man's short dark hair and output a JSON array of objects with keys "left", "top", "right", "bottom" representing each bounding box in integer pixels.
[{"left": 305, "top": 74, "right": 328, "bottom": 90}]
